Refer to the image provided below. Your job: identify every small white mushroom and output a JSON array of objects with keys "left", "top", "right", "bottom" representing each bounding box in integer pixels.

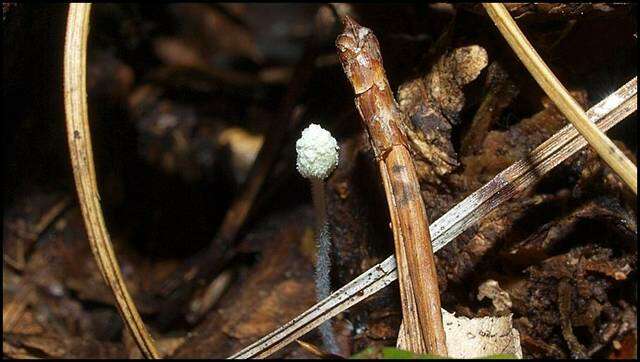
[
  {"left": 296, "top": 123, "right": 340, "bottom": 354},
  {"left": 296, "top": 123, "right": 339, "bottom": 181}
]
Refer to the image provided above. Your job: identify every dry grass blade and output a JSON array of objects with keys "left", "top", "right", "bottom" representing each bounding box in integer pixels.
[
  {"left": 63, "top": 3, "right": 159, "bottom": 359},
  {"left": 482, "top": 3, "right": 637, "bottom": 194},
  {"left": 228, "top": 77, "right": 637, "bottom": 359}
]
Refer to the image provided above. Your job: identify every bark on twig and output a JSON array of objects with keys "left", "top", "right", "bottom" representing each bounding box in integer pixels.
[{"left": 336, "top": 16, "right": 447, "bottom": 355}]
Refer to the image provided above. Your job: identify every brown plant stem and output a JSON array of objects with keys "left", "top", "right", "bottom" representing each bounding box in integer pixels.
[
  {"left": 336, "top": 16, "right": 447, "bottom": 355},
  {"left": 63, "top": 3, "right": 159, "bottom": 359}
]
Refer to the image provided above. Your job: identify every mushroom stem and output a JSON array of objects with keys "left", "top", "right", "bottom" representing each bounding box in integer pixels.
[
  {"left": 295, "top": 123, "right": 340, "bottom": 354},
  {"left": 310, "top": 178, "right": 339, "bottom": 354},
  {"left": 311, "top": 179, "right": 327, "bottom": 232}
]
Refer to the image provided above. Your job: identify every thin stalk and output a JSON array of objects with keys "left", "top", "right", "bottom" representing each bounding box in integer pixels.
[
  {"left": 311, "top": 179, "right": 327, "bottom": 232},
  {"left": 310, "top": 179, "right": 339, "bottom": 354}
]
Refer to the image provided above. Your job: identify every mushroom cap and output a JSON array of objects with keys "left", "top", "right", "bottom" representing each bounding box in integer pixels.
[{"left": 296, "top": 124, "right": 339, "bottom": 180}]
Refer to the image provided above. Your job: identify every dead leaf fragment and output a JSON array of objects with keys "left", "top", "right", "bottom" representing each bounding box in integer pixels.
[
  {"left": 397, "top": 45, "right": 489, "bottom": 183},
  {"left": 442, "top": 308, "right": 523, "bottom": 359}
]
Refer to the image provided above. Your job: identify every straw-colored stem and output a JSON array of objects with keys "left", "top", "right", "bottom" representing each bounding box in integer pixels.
[
  {"left": 64, "top": 3, "right": 159, "bottom": 358},
  {"left": 483, "top": 2, "right": 637, "bottom": 194}
]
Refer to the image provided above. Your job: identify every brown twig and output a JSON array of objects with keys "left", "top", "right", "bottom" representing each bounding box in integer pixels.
[
  {"left": 63, "top": 3, "right": 159, "bottom": 358},
  {"left": 336, "top": 16, "right": 447, "bottom": 355},
  {"left": 228, "top": 77, "right": 636, "bottom": 359},
  {"left": 483, "top": 2, "right": 637, "bottom": 194}
]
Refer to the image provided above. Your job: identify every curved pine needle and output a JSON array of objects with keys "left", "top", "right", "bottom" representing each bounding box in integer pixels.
[
  {"left": 63, "top": 3, "right": 159, "bottom": 359},
  {"left": 482, "top": 3, "right": 637, "bottom": 194}
]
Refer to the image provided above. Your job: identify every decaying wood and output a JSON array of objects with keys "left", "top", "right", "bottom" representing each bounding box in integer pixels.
[
  {"left": 483, "top": 3, "right": 637, "bottom": 194},
  {"left": 63, "top": 3, "right": 159, "bottom": 359},
  {"left": 508, "top": 234, "right": 636, "bottom": 359},
  {"left": 336, "top": 16, "right": 447, "bottom": 355},
  {"left": 227, "top": 77, "right": 636, "bottom": 359}
]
